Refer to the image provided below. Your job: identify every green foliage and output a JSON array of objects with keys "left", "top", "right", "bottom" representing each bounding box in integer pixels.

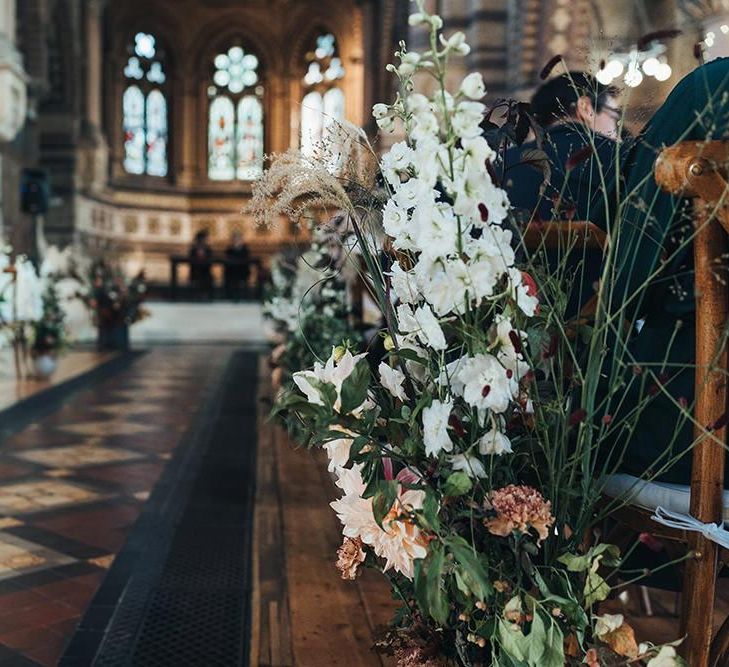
[{"left": 442, "top": 472, "right": 473, "bottom": 497}]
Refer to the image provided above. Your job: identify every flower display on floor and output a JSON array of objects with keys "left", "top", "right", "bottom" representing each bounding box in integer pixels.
[
  {"left": 254, "top": 2, "right": 691, "bottom": 665},
  {"left": 264, "top": 219, "right": 357, "bottom": 434}
]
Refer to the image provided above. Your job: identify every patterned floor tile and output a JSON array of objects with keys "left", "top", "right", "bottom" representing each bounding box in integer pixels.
[
  {"left": 0, "top": 533, "right": 76, "bottom": 581},
  {"left": 0, "top": 346, "right": 233, "bottom": 665},
  {"left": 0, "top": 480, "right": 102, "bottom": 515},
  {"left": 87, "top": 554, "right": 114, "bottom": 569},
  {"left": 90, "top": 402, "right": 163, "bottom": 418},
  {"left": 57, "top": 421, "right": 159, "bottom": 437},
  {"left": 14, "top": 445, "right": 144, "bottom": 469}
]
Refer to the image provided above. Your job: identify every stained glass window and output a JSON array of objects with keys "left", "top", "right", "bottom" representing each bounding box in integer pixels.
[
  {"left": 123, "top": 86, "right": 145, "bottom": 174},
  {"left": 207, "top": 45, "right": 264, "bottom": 181},
  {"left": 208, "top": 96, "right": 236, "bottom": 181},
  {"left": 122, "top": 32, "right": 169, "bottom": 177},
  {"left": 300, "top": 91, "right": 323, "bottom": 158},
  {"left": 146, "top": 90, "right": 168, "bottom": 177},
  {"left": 301, "top": 33, "right": 345, "bottom": 157},
  {"left": 236, "top": 96, "right": 264, "bottom": 180}
]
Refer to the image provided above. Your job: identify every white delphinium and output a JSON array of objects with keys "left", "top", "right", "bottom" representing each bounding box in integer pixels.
[
  {"left": 422, "top": 398, "right": 454, "bottom": 456},
  {"left": 450, "top": 453, "right": 487, "bottom": 478},
  {"left": 456, "top": 353, "right": 518, "bottom": 416},
  {"left": 460, "top": 72, "right": 486, "bottom": 100},
  {"left": 324, "top": 434, "right": 354, "bottom": 473},
  {"left": 479, "top": 427, "right": 512, "bottom": 456}
]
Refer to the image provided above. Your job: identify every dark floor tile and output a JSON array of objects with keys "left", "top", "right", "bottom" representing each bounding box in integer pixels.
[
  {"left": 3, "top": 526, "right": 107, "bottom": 561},
  {"left": 57, "top": 628, "right": 103, "bottom": 662},
  {"left": 0, "top": 600, "right": 79, "bottom": 638},
  {"left": 0, "top": 464, "right": 36, "bottom": 481},
  {"left": 0, "top": 649, "right": 42, "bottom": 666}
]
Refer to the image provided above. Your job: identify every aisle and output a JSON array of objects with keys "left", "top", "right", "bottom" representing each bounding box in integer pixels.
[
  {"left": 0, "top": 347, "right": 234, "bottom": 666},
  {"left": 250, "top": 378, "right": 397, "bottom": 667}
]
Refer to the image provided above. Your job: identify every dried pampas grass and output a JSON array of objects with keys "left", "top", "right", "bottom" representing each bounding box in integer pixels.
[{"left": 247, "top": 120, "right": 382, "bottom": 230}]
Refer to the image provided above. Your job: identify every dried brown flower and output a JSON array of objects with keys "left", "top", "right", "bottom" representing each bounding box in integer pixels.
[
  {"left": 484, "top": 484, "right": 555, "bottom": 544},
  {"left": 335, "top": 536, "right": 366, "bottom": 580}
]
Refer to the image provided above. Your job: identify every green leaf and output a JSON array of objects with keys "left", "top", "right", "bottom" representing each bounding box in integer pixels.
[
  {"left": 415, "top": 542, "right": 448, "bottom": 626},
  {"left": 348, "top": 435, "right": 370, "bottom": 461},
  {"left": 371, "top": 480, "right": 399, "bottom": 528},
  {"left": 446, "top": 536, "right": 493, "bottom": 600},
  {"left": 531, "top": 569, "right": 588, "bottom": 636},
  {"left": 339, "top": 360, "right": 370, "bottom": 414},
  {"left": 419, "top": 492, "right": 440, "bottom": 532},
  {"left": 308, "top": 377, "right": 338, "bottom": 411},
  {"left": 525, "top": 608, "right": 564, "bottom": 667},
  {"left": 557, "top": 543, "right": 620, "bottom": 572},
  {"left": 498, "top": 619, "right": 527, "bottom": 662},
  {"left": 584, "top": 570, "right": 610, "bottom": 606},
  {"left": 442, "top": 471, "right": 473, "bottom": 497}
]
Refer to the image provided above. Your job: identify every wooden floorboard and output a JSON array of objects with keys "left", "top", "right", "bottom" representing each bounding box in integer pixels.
[{"left": 250, "top": 365, "right": 396, "bottom": 666}]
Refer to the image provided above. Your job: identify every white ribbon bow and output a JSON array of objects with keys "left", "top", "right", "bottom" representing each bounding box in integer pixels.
[{"left": 651, "top": 506, "right": 729, "bottom": 550}]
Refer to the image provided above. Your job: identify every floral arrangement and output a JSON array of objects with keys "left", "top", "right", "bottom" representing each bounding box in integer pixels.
[
  {"left": 29, "top": 281, "right": 67, "bottom": 356},
  {"left": 264, "top": 220, "right": 360, "bottom": 436},
  {"left": 254, "top": 3, "right": 694, "bottom": 665},
  {"left": 79, "top": 260, "right": 148, "bottom": 329},
  {"left": 0, "top": 247, "right": 44, "bottom": 350},
  {"left": 0, "top": 249, "right": 43, "bottom": 327}
]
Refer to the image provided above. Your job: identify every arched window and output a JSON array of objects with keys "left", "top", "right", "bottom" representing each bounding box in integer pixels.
[
  {"left": 300, "top": 33, "right": 346, "bottom": 157},
  {"left": 122, "top": 32, "right": 168, "bottom": 177},
  {"left": 207, "top": 45, "right": 264, "bottom": 181}
]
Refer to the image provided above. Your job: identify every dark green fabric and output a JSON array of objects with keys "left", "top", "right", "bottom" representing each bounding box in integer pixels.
[
  {"left": 601, "top": 59, "right": 729, "bottom": 485},
  {"left": 503, "top": 124, "right": 619, "bottom": 318}
]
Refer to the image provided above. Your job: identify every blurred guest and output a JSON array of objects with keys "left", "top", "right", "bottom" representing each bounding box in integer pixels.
[
  {"left": 224, "top": 231, "right": 250, "bottom": 301},
  {"left": 189, "top": 230, "right": 212, "bottom": 299},
  {"left": 503, "top": 71, "right": 621, "bottom": 224},
  {"left": 599, "top": 58, "right": 729, "bottom": 486},
  {"left": 502, "top": 72, "right": 620, "bottom": 317}
]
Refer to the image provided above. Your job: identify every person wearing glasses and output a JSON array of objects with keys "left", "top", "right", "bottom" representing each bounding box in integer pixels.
[
  {"left": 502, "top": 71, "right": 621, "bottom": 224},
  {"left": 501, "top": 71, "right": 621, "bottom": 317}
]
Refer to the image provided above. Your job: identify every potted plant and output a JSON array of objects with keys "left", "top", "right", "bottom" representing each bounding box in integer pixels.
[
  {"left": 29, "top": 281, "right": 67, "bottom": 379},
  {"left": 81, "top": 260, "right": 148, "bottom": 351}
]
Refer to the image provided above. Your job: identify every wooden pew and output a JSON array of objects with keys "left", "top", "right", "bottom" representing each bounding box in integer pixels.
[
  {"left": 523, "top": 140, "right": 729, "bottom": 665},
  {"left": 653, "top": 140, "right": 729, "bottom": 666}
]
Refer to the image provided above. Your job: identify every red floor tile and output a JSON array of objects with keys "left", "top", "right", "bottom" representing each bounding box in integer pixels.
[{"left": 0, "top": 599, "right": 79, "bottom": 637}]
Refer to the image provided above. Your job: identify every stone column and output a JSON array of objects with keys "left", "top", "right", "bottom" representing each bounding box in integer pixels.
[
  {"left": 466, "top": 0, "right": 509, "bottom": 95},
  {"left": 82, "top": 0, "right": 108, "bottom": 193},
  {"left": 0, "top": 0, "right": 28, "bottom": 241}
]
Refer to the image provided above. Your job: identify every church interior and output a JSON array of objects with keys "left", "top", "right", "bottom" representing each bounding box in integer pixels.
[{"left": 0, "top": 0, "right": 729, "bottom": 665}]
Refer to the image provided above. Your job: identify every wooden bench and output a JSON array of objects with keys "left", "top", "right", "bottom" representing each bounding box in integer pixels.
[{"left": 523, "top": 140, "right": 729, "bottom": 665}]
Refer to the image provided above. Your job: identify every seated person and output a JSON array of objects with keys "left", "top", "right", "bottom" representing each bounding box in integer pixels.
[
  {"left": 502, "top": 72, "right": 621, "bottom": 317},
  {"left": 189, "top": 230, "right": 213, "bottom": 298},
  {"left": 503, "top": 71, "right": 620, "bottom": 222},
  {"left": 599, "top": 58, "right": 729, "bottom": 486},
  {"left": 224, "top": 231, "right": 250, "bottom": 300}
]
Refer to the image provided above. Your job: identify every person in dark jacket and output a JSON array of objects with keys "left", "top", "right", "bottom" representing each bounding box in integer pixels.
[
  {"left": 503, "top": 71, "right": 621, "bottom": 224},
  {"left": 599, "top": 58, "right": 729, "bottom": 485},
  {"left": 224, "top": 231, "right": 250, "bottom": 301},
  {"left": 189, "top": 230, "right": 213, "bottom": 299},
  {"left": 502, "top": 72, "right": 621, "bottom": 317}
]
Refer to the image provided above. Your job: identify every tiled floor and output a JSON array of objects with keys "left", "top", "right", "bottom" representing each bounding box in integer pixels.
[{"left": 0, "top": 346, "right": 231, "bottom": 666}]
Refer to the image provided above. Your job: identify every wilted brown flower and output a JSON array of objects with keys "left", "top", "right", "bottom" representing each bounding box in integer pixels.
[
  {"left": 394, "top": 645, "right": 448, "bottom": 667},
  {"left": 336, "top": 536, "right": 366, "bottom": 580},
  {"left": 484, "top": 485, "right": 555, "bottom": 544}
]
